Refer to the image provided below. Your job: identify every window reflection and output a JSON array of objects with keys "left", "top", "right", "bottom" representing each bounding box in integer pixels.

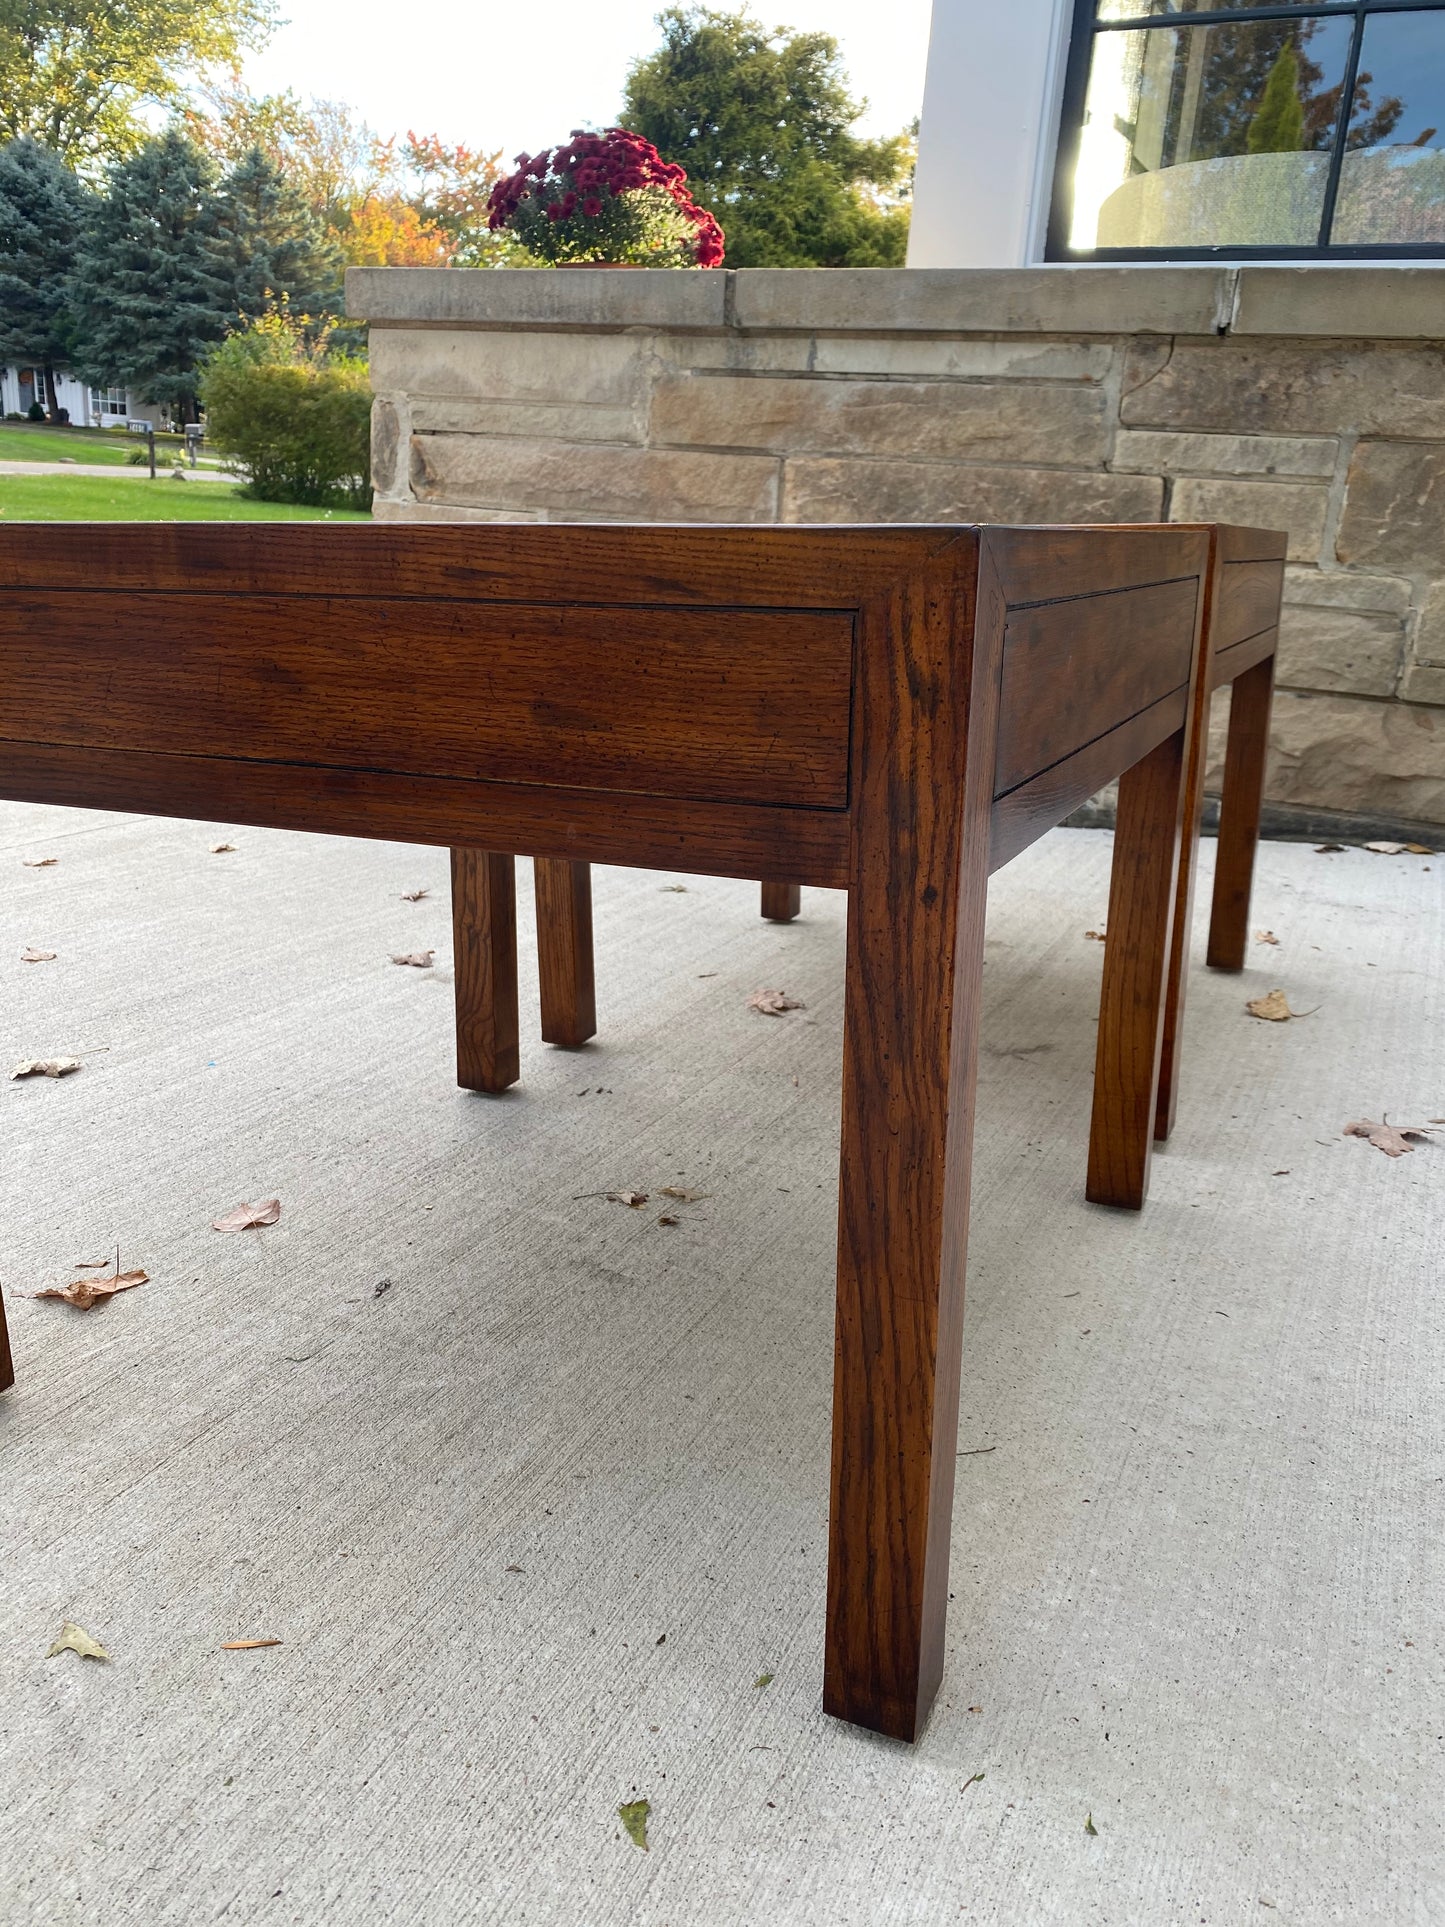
[{"left": 1334, "top": 12, "right": 1445, "bottom": 241}]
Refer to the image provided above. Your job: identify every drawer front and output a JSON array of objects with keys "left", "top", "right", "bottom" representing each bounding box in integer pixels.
[
  {"left": 0, "top": 593, "right": 854, "bottom": 810},
  {"left": 1214, "top": 558, "right": 1284, "bottom": 654},
  {"left": 993, "top": 576, "right": 1199, "bottom": 797}
]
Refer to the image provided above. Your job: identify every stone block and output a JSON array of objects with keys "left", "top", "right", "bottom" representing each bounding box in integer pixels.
[
  {"left": 651, "top": 373, "right": 1111, "bottom": 464},
  {"left": 809, "top": 335, "right": 1115, "bottom": 383},
  {"left": 1276, "top": 604, "right": 1402, "bottom": 697},
  {"left": 409, "top": 434, "right": 779, "bottom": 521},
  {"left": 1401, "top": 663, "right": 1445, "bottom": 705},
  {"left": 349, "top": 266, "right": 728, "bottom": 329},
  {"left": 731, "top": 266, "right": 1233, "bottom": 335},
  {"left": 1337, "top": 442, "right": 1445, "bottom": 568},
  {"left": 1255, "top": 691, "right": 1445, "bottom": 823},
  {"left": 371, "top": 328, "right": 648, "bottom": 407},
  {"left": 1122, "top": 338, "right": 1445, "bottom": 439},
  {"left": 409, "top": 398, "right": 643, "bottom": 443},
  {"left": 658, "top": 334, "right": 816, "bottom": 374},
  {"left": 1170, "top": 478, "right": 1326, "bottom": 562},
  {"left": 1232, "top": 266, "right": 1445, "bottom": 341},
  {"left": 781, "top": 458, "right": 1163, "bottom": 524},
  {"left": 1282, "top": 566, "right": 1411, "bottom": 615},
  {"left": 1113, "top": 430, "right": 1337, "bottom": 479},
  {"left": 1414, "top": 581, "right": 1445, "bottom": 665},
  {"left": 370, "top": 398, "right": 401, "bottom": 498},
  {"left": 372, "top": 498, "right": 543, "bottom": 523}
]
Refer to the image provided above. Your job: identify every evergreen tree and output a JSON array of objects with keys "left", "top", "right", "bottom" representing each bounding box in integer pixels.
[
  {"left": 0, "top": 138, "right": 91, "bottom": 417},
  {"left": 623, "top": 6, "right": 911, "bottom": 268},
  {"left": 69, "top": 132, "right": 234, "bottom": 420},
  {"left": 214, "top": 146, "right": 341, "bottom": 318},
  {"left": 1247, "top": 44, "right": 1306, "bottom": 155}
]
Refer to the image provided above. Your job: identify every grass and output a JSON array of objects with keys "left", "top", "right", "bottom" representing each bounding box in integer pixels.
[
  {"left": 0, "top": 472, "right": 369, "bottom": 522},
  {"left": 0, "top": 422, "right": 149, "bottom": 465}
]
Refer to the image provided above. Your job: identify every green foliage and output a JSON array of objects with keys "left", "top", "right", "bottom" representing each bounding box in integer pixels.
[
  {"left": 0, "top": 137, "right": 92, "bottom": 410},
  {"left": 0, "top": 0, "right": 278, "bottom": 173},
  {"left": 198, "top": 309, "right": 371, "bottom": 510},
  {"left": 1246, "top": 44, "right": 1306, "bottom": 155},
  {"left": 69, "top": 131, "right": 235, "bottom": 416},
  {"left": 214, "top": 145, "right": 341, "bottom": 316},
  {"left": 623, "top": 5, "right": 911, "bottom": 267},
  {"left": 0, "top": 469, "right": 366, "bottom": 518}
]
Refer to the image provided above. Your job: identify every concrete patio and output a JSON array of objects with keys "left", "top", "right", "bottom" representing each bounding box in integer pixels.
[{"left": 1, "top": 800, "right": 1441, "bottom": 1926}]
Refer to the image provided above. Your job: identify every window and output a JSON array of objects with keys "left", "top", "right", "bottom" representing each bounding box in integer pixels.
[
  {"left": 90, "top": 386, "right": 126, "bottom": 417},
  {"left": 1048, "top": 0, "right": 1445, "bottom": 257}
]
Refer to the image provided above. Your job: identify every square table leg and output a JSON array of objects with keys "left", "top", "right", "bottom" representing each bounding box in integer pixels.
[
  {"left": 450, "top": 849, "right": 520, "bottom": 1092},
  {"left": 760, "top": 881, "right": 802, "bottom": 922},
  {"left": 1086, "top": 723, "right": 1190, "bottom": 1211},
  {"left": 534, "top": 857, "right": 597, "bottom": 1048},
  {"left": 1206, "top": 653, "right": 1275, "bottom": 972},
  {"left": 1155, "top": 685, "right": 1213, "bottom": 1144},
  {"left": 0, "top": 1294, "right": 12, "bottom": 1392}
]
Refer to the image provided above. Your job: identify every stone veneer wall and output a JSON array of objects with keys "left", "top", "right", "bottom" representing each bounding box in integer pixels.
[{"left": 348, "top": 264, "right": 1445, "bottom": 832}]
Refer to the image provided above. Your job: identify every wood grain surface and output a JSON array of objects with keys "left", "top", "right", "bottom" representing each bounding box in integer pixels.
[
  {"left": 1208, "top": 652, "right": 1276, "bottom": 971},
  {"left": 451, "top": 850, "right": 519, "bottom": 1092},
  {"left": 534, "top": 858, "right": 597, "bottom": 1048}
]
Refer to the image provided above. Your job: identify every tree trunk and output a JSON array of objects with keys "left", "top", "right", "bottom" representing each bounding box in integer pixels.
[{"left": 42, "top": 364, "right": 60, "bottom": 421}]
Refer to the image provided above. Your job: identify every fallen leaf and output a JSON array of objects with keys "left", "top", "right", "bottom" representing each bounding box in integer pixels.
[
  {"left": 1364, "top": 841, "right": 1410, "bottom": 855},
  {"left": 20, "top": 947, "right": 56, "bottom": 963},
  {"left": 618, "top": 1799, "right": 650, "bottom": 1852},
  {"left": 1343, "top": 1119, "right": 1432, "bottom": 1158},
  {"left": 1254, "top": 930, "right": 1279, "bottom": 945},
  {"left": 1084, "top": 928, "right": 1106, "bottom": 942},
  {"left": 608, "top": 1191, "right": 648, "bottom": 1208},
  {"left": 36, "top": 1267, "right": 147, "bottom": 1311},
  {"left": 390, "top": 950, "right": 435, "bottom": 968},
  {"left": 47, "top": 1621, "right": 109, "bottom": 1661},
  {"left": 659, "top": 883, "right": 688, "bottom": 893},
  {"left": 209, "top": 842, "right": 235, "bottom": 854},
  {"left": 659, "top": 1186, "right": 710, "bottom": 1202},
  {"left": 372, "top": 1278, "right": 393, "bottom": 1299},
  {"left": 964, "top": 1772, "right": 986, "bottom": 1789},
  {"left": 754, "top": 1672, "right": 774, "bottom": 1690},
  {"left": 22, "top": 856, "right": 57, "bottom": 868},
  {"left": 73, "top": 1258, "right": 109, "bottom": 1268},
  {"left": 1314, "top": 843, "right": 1345, "bottom": 853},
  {"left": 399, "top": 888, "right": 429, "bottom": 901},
  {"left": 221, "top": 1637, "right": 282, "bottom": 1650},
  {"left": 967, "top": 1705, "right": 983, "bottom": 1714},
  {"left": 212, "top": 1199, "right": 281, "bottom": 1232},
  {"left": 11, "top": 1057, "right": 81, "bottom": 1078},
  {"left": 1084, "top": 1813, "right": 1099, "bottom": 1837},
  {"left": 657, "top": 1214, "right": 680, "bottom": 1227},
  {"left": 747, "top": 988, "right": 804, "bottom": 1016},
  {"left": 1405, "top": 843, "right": 1435, "bottom": 855},
  {"left": 1245, "top": 989, "right": 1300, "bottom": 1022}
]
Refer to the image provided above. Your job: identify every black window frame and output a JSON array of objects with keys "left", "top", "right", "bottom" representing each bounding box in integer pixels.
[{"left": 1045, "top": 0, "right": 1445, "bottom": 258}]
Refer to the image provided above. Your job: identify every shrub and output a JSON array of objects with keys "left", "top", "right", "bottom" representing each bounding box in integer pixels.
[
  {"left": 487, "top": 127, "right": 723, "bottom": 266},
  {"left": 199, "top": 310, "right": 372, "bottom": 510},
  {"left": 26, "top": 400, "right": 44, "bottom": 420}
]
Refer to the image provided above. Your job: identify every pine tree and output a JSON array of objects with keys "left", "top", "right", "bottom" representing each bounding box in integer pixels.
[
  {"left": 1246, "top": 45, "right": 1306, "bottom": 155},
  {"left": 70, "top": 132, "right": 235, "bottom": 420},
  {"left": 0, "top": 138, "right": 92, "bottom": 418},
  {"left": 214, "top": 146, "right": 340, "bottom": 319}
]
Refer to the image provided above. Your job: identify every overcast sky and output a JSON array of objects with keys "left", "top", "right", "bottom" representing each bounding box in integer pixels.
[{"left": 244, "top": 0, "right": 936, "bottom": 160}]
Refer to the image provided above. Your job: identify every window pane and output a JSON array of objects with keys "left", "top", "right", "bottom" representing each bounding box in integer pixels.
[
  {"left": 1098, "top": 0, "right": 1315, "bottom": 21},
  {"left": 1331, "top": 11, "right": 1445, "bottom": 243},
  {"left": 1068, "top": 17, "right": 1352, "bottom": 248}
]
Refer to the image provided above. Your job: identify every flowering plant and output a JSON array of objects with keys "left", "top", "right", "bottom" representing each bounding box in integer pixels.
[{"left": 487, "top": 127, "right": 724, "bottom": 267}]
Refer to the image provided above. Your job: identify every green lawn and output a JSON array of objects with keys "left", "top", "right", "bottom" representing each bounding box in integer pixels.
[
  {"left": 0, "top": 422, "right": 150, "bottom": 465},
  {"left": 0, "top": 472, "right": 369, "bottom": 522}
]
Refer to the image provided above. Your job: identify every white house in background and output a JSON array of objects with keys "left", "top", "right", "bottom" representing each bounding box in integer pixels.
[
  {"left": 908, "top": 0, "right": 1445, "bottom": 266},
  {"left": 0, "top": 364, "right": 161, "bottom": 427}
]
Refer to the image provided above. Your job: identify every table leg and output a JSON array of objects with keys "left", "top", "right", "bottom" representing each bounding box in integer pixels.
[
  {"left": 0, "top": 1295, "right": 13, "bottom": 1392},
  {"left": 450, "top": 849, "right": 520, "bottom": 1092},
  {"left": 760, "top": 881, "right": 802, "bottom": 922},
  {"left": 535, "top": 858, "right": 597, "bottom": 1048},
  {"left": 1206, "top": 653, "right": 1275, "bottom": 972},
  {"left": 1086, "top": 725, "right": 1188, "bottom": 1211},
  {"left": 1155, "top": 686, "right": 1214, "bottom": 1142}
]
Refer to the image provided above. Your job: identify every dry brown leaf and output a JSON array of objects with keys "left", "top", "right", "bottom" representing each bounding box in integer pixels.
[
  {"left": 47, "top": 1621, "right": 109, "bottom": 1661},
  {"left": 390, "top": 950, "right": 435, "bottom": 968},
  {"left": 1314, "top": 843, "right": 1345, "bottom": 853},
  {"left": 747, "top": 988, "right": 805, "bottom": 1016},
  {"left": 659, "top": 1185, "right": 711, "bottom": 1202},
  {"left": 1254, "top": 930, "right": 1280, "bottom": 945},
  {"left": 1084, "top": 929, "right": 1106, "bottom": 942},
  {"left": 212, "top": 1199, "right": 281, "bottom": 1232},
  {"left": 20, "top": 947, "right": 57, "bottom": 963},
  {"left": 659, "top": 883, "right": 688, "bottom": 893},
  {"left": 209, "top": 842, "right": 235, "bottom": 854},
  {"left": 22, "top": 856, "right": 57, "bottom": 868},
  {"left": 1343, "top": 1119, "right": 1432, "bottom": 1158},
  {"left": 657, "top": 1214, "right": 680, "bottom": 1227},
  {"left": 1246, "top": 989, "right": 1300, "bottom": 1022},
  {"left": 11, "top": 1057, "right": 81, "bottom": 1079},
  {"left": 608, "top": 1191, "right": 649, "bottom": 1208},
  {"left": 36, "top": 1267, "right": 147, "bottom": 1311},
  {"left": 221, "top": 1637, "right": 282, "bottom": 1650},
  {"left": 1405, "top": 843, "right": 1435, "bottom": 855},
  {"left": 1364, "top": 841, "right": 1427, "bottom": 856},
  {"left": 399, "top": 888, "right": 429, "bottom": 901}
]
